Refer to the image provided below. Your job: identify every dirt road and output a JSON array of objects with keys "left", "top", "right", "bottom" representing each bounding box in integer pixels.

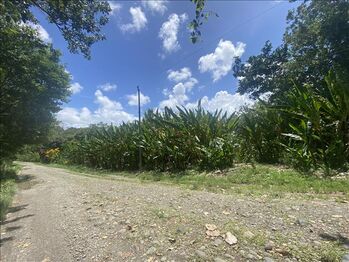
[{"left": 1, "top": 162, "right": 348, "bottom": 261}]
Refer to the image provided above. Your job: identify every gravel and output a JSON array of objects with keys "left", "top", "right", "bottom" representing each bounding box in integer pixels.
[{"left": 1, "top": 162, "right": 348, "bottom": 261}]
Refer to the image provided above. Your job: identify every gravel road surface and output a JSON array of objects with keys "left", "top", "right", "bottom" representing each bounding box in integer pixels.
[{"left": 1, "top": 162, "right": 348, "bottom": 261}]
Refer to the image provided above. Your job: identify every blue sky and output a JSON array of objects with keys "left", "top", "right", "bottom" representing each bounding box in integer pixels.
[{"left": 31, "top": 0, "right": 298, "bottom": 128}]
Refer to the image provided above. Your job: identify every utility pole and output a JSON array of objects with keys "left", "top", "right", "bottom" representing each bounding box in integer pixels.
[{"left": 137, "top": 86, "right": 142, "bottom": 171}]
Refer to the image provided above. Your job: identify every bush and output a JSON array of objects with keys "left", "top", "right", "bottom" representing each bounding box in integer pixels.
[
  {"left": 0, "top": 162, "right": 19, "bottom": 220},
  {"left": 16, "top": 145, "right": 40, "bottom": 162},
  {"left": 42, "top": 71, "right": 349, "bottom": 176},
  {"left": 58, "top": 106, "right": 239, "bottom": 172}
]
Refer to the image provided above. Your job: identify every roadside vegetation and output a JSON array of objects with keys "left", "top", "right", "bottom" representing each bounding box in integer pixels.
[
  {"left": 29, "top": 70, "right": 348, "bottom": 179},
  {"left": 47, "top": 163, "right": 349, "bottom": 200},
  {"left": 0, "top": 163, "right": 20, "bottom": 220},
  {"left": 0, "top": 1, "right": 110, "bottom": 163}
]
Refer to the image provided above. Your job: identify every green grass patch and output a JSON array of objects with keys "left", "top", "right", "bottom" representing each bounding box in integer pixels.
[
  {"left": 0, "top": 162, "right": 20, "bottom": 221},
  {"left": 46, "top": 163, "right": 349, "bottom": 198}
]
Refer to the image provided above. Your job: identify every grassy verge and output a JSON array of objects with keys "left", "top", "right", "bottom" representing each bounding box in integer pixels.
[
  {"left": 46, "top": 163, "right": 349, "bottom": 199},
  {"left": 0, "top": 162, "right": 20, "bottom": 220}
]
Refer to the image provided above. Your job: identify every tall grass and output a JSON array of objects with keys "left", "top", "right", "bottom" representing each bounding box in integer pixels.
[
  {"left": 59, "top": 105, "right": 239, "bottom": 171},
  {"left": 0, "top": 162, "right": 19, "bottom": 220},
  {"left": 280, "top": 71, "right": 349, "bottom": 173},
  {"left": 36, "top": 71, "right": 349, "bottom": 175}
]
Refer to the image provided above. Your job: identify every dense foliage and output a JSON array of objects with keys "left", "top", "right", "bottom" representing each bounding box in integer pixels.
[
  {"left": 0, "top": 21, "right": 70, "bottom": 161},
  {"left": 1, "top": 0, "right": 110, "bottom": 59},
  {"left": 0, "top": 0, "right": 110, "bottom": 163},
  {"left": 54, "top": 106, "right": 239, "bottom": 171},
  {"left": 34, "top": 72, "right": 348, "bottom": 175},
  {"left": 233, "top": 0, "right": 349, "bottom": 101},
  {"left": 280, "top": 72, "right": 349, "bottom": 172},
  {"left": 0, "top": 162, "right": 19, "bottom": 220},
  {"left": 229, "top": 0, "right": 349, "bottom": 173}
]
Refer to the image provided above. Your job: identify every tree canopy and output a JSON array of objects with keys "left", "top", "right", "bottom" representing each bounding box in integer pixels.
[
  {"left": 1, "top": 0, "right": 111, "bottom": 59},
  {"left": 0, "top": 0, "right": 110, "bottom": 161},
  {"left": 0, "top": 22, "right": 70, "bottom": 160},
  {"left": 233, "top": 0, "right": 349, "bottom": 100}
]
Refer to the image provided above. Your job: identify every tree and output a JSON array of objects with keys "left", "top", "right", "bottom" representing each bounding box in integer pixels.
[
  {"left": 284, "top": 0, "right": 349, "bottom": 95},
  {"left": 0, "top": 0, "right": 111, "bottom": 161},
  {"left": 233, "top": 0, "right": 349, "bottom": 100},
  {"left": 0, "top": 22, "right": 70, "bottom": 160},
  {"left": 233, "top": 41, "right": 289, "bottom": 99},
  {"left": 231, "top": 0, "right": 349, "bottom": 171},
  {"left": 1, "top": 0, "right": 111, "bottom": 59}
]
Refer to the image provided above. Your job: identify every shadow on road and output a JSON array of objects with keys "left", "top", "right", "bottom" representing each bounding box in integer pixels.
[
  {"left": 0, "top": 236, "right": 15, "bottom": 247},
  {"left": 1, "top": 214, "right": 34, "bottom": 225},
  {"left": 16, "top": 174, "right": 39, "bottom": 190},
  {"left": 7, "top": 204, "right": 28, "bottom": 214},
  {"left": 4, "top": 226, "right": 22, "bottom": 232}
]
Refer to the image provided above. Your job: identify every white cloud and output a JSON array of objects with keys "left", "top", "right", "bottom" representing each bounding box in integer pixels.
[
  {"left": 108, "top": 1, "right": 122, "bottom": 15},
  {"left": 167, "top": 67, "right": 192, "bottom": 82},
  {"left": 142, "top": 0, "right": 167, "bottom": 15},
  {"left": 127, "top": 92, "right": 151, "bottom": 106},
  {"left": 69, "top": 82, "right": 83, "bottom": 94},
  {"left": 23, "top": 22, "right": 52, "bottom": 43},
  {"left": 159, "top": 91, "right": 187, "bottom": 109},
  {"left": 159, "top": 67, "right": 198, "bottom": 109},
  {"left": 159, "top": 13, "right": 188, "bottom": 54},
  {"left": 198, "top": 39, "right": 246, "bottom": 82},
  {"left": 161, "top": 67, "right": 254, "bottom": 114},
  {"left": 187, "top": 91, "right": 254, "bottom": 115},
  {"left": 120, "top": 7, "right": 147, "bottom": 33},
  {"left": 57, "top": 90, "right": 136, "bottom": 128},
  {"left": 167, "top": 67, "right": 198, "bottom": 89},
  {"left": 94, "top": 89, "right": 123, "bottom": 110},
  {"left": 98, "top": 83, "right": 117, "bottom": 92},
  {"left": 56, "top": 107, "right": 94, "bottom": 128}
]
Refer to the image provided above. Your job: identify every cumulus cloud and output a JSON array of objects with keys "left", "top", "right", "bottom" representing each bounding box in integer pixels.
[
  {"left": 69, "top": 82, "right": 83, "bottom": 94},
  {"left": 98, "top": 83, "right": 117, "bottom": 92},
  {"left": 56, "top": 90, "right": 136, "bottom": 128},
  {"left": 159, "top": 13, "right": 187, "bottom": 54},
  {"left": 127, "top": 92, "right": 151, "bottom": 106},
  {"left": 167, "top": 67, "right": 198, "bottom": 88},
  {"left": 94, "top": 89, "right": 123, "bottom": 110},
  {"left": 198, "top": 39, "right": 246, "bottom": 82},
  {"left": 108, "top": 1, "right": 122, "bottom": 15},
  {"left": 56, "top": 107, "right": 94, "bottom": 128},
  {"left": 167, "top": 67, "right": 192, "bottom": 82},
  {"left": 159, "top": 85, "right": 188, "bottom": 109},
  {"left": 159, "top": 67, "right": 198, "bottom": 109},
  {"left": 120, "top": 7, "right": 147, "bottom": 33},
  {"left": 160, "top": 67, "right": 255, "bottom": 113},
  {"left": 187, "top": 91, "right": 254, "bottom": 115},
  {"left": 142, "top": 0, "right": 167, "bottom": 15}
]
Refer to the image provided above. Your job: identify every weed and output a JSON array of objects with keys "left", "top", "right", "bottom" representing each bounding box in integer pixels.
[
  {"left": 46, "top": 163, "right": 349, "bottom": 199},
  {"left": 0, "top": 163, "right": 20, "bottom": 220}
]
